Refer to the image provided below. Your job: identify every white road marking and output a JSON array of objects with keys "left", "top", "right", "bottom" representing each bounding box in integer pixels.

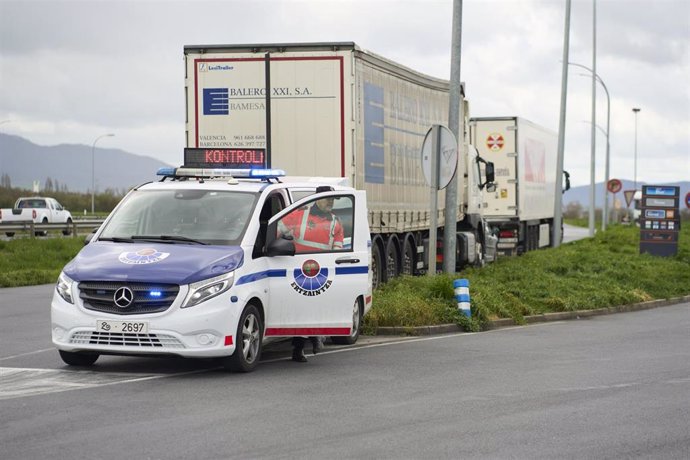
[
  {"left": 0, "top": 367, "right": 206, "bottom": 401},
  {"left": 0, "top": 348, "right": 55, "bottom": 361}
]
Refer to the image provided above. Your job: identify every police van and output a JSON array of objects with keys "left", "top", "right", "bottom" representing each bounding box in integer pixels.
[{"left": 51, "top": 159, "right": 372, "bottom": 372}]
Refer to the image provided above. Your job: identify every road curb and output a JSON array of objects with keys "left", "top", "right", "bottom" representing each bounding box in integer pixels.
[{"left": 372, "top": 295, "right": 690, "bottom": 336}]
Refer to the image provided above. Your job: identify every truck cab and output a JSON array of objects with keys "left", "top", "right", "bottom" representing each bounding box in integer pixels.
[{"left": 51, "top": 167, "right": 372, "bottom": 372}]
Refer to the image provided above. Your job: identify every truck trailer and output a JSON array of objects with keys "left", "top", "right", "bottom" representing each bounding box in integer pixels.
[
  {"left": 184, "top": 42, "right": 496, "bottom": 288},
  {"left": 470, "top": 116, "right": 567, "bottom": 256}
]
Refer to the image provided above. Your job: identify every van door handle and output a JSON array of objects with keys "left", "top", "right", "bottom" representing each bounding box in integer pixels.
[{"left": 335, "top": 257, "right": 360, "bottom": 264}]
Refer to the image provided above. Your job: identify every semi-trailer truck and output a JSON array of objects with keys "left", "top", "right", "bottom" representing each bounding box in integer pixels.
[
  {"left": 184, "top": 42, "right": 496, "bottom": 288},
  {"left": 469, "top": 116, "right": 569, "bottom": 256}
]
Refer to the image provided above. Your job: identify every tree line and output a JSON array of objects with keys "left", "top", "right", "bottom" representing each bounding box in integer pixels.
[{"left": 0, "top": 175, "right": 126, "bottom": 215}]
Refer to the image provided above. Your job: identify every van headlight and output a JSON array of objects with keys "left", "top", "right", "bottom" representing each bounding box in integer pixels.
[
  {"left": 56, "top": 272, "right": 74, "bottom": 304},
  {"left": 182, "top": 272, "right": 234, "bottom": 308}
]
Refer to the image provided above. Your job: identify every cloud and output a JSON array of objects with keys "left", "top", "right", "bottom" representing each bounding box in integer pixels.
[{"left": 0, "top": 0, "right": 688, "bottom": 186}]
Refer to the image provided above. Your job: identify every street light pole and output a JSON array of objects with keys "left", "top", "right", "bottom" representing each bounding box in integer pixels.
[
  {"left": 91, "top": 133, "right": 114, "bottom": 214},
  {"left": 553, "top": 0, "right": 572, "bottom": 249},
  {"left": 632, "top": 108, "right": 640, "bottom": 191},
  {"left": 569, "top": 62, "right": 610, "bottom": 231},
  {"left": 589, "top": 0, "right": 597, "bottom": 237}
]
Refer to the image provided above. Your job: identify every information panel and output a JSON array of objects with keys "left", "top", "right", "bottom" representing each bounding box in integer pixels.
[{"left": 639, "top": 185, "right": 680, "bottom": 257}]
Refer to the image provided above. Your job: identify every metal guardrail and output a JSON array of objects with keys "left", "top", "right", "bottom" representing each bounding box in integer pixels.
[{"left": 0, "top": 219, "right": 106, "bottom": 238}]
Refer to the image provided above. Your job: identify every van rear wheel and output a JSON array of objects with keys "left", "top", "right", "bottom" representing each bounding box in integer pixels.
[{"left": 331, "top": 299, "right": 361, "bottom": 345}]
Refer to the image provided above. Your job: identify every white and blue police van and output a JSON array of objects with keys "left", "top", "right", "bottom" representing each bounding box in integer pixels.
[{"left": 51, "top": 153, "right": 372, "bottom": 372}]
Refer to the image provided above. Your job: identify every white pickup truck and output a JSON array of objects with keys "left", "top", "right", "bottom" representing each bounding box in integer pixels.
[{"left": 0, "top": 196, "right": 73, "bottom": 236}]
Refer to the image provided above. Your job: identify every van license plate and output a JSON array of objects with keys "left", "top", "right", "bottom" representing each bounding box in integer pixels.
[{"left": 96, "top": 320, "right": 149, "bottom": 334}]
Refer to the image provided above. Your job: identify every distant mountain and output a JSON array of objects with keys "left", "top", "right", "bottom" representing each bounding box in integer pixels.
[
  {"left": 0, "top": 133, "right": 173, "bottom": 193},
  {"left": 564, "top": 179, "right": 690, "bottom": 209}
]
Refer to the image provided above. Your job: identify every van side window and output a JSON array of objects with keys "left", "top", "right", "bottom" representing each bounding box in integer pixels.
[
  {"left": 253, "top": 193, "right": 286, "bottom": 258},
  {"left": 277, "top": 195, "right": 354, "bottom": 253}
]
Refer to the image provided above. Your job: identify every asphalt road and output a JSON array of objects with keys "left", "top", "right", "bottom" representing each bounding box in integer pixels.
[
  {"left": 562, "top": 223, "right": 591, "bottom": 244},
  {"left": 1, "top": 285, "right": 688, "bottom": 459}
]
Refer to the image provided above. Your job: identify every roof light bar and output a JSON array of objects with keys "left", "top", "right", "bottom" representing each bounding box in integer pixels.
[{"left": 156, "top": 167, "right": 285, "bottom": 179}]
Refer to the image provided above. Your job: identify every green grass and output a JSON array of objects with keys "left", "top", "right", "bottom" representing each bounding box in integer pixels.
[
  {"left": 0, "top": 238, "right": 84, "bottom": 287},
  {"left": 3, "top": 226, "right": 688, "bottom": 336},
  {"left": 364, "top": 224, "right": 690, "bottom": 334}
]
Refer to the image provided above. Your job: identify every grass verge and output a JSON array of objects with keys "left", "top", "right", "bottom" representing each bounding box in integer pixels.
[
  {"left": 0, "top": 238, "right": 84, "bottom": 287},
  {"left": 2, "top": 226, "right": 688, "bottom": 336},
  {"left": 364, "top": 224, "right": 690, "bottom": 334}
]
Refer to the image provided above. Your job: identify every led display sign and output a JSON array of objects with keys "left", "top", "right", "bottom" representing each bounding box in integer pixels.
[{"left": 184, "top": 148, "right": 267, "bottom": 169}]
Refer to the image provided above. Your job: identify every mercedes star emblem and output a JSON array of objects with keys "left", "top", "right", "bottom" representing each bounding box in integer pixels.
[{"left": 113, "top": 287, "right": 134, "bottom": 309}]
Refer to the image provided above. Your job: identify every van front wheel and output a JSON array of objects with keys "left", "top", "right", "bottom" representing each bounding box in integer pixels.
[
  {"left": 222, "top": 304, "right": 262, "bottom": 372},
  {"left": 59, "top": 350, "right": 99, "bottom": 366}
]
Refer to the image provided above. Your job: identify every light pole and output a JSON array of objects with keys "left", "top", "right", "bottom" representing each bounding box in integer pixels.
[
  {"left": 632, "top": 108, "right": 640, "bottom": 191},
  {"left": 91, "top": 133, "right": 114, "bottom": 214},
  {"left": 589, "top": 0, "right": 597, "bottom": 237},
  {"left": 569, "top": 62, "right": 610, "bottom": 231},
  {"left": 552, "top": 0, "right": 572, "bottom": 249}
]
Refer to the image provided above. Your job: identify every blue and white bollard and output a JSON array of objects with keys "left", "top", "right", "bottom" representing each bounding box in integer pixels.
[{"left": 454, "top": 279, "right": 471, "bottom": 317}]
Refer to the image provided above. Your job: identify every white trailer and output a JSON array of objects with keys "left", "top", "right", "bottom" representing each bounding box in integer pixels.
[
  {"left": 184, "top": 42, "right": 496, "bottom": 287},
  {"left": 470, "top": 116, "right": 563, "bottom": 256}
]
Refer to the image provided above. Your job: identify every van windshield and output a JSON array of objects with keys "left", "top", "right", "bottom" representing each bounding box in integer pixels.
[{"left": 99, "top": 189, "right": 258, "bottom": 246}]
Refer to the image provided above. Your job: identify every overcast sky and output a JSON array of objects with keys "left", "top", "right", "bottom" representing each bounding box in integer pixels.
[{"left": 1, "top": 0, "right": 688, "bottom": 187}]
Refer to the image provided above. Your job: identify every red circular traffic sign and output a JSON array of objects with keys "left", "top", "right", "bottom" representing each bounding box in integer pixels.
[
  {"left": 685, "top": 191, "right": 690, "bottom": 209},
  {"left": 607, "top": 178, "right": 622, "bottom": 194}
]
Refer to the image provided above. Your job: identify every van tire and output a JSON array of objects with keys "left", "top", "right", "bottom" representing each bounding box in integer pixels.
[
  {"left": 59, "top": 350, "right": 99, "bottom": 366},
  {"left": 331, "top": 299, "right": 361, "bottom": 345},
  {"left": 222, "top": 303, "right": 262, "bottom": 372}
]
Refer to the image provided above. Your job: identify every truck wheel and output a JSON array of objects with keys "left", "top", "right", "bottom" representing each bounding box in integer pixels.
[
  {"left": 371, "top": 242, "right": 384, "bottom": 290},
  {"left": 221, "top": 303, "right": 262, "bottom": 372},
  {"left": 36, "top": 218, "right": 48, "bottom": 237},
  {"left": 59, "top": 350, "right": 99, "bottom": 366},
  {"left": 331, "top": 299, "right": 362, "bottom": 345},
  {"left": 474, "top": 241, "right": 485, "bottom": 268},
  {"left": 385, "top": 238, "right": 400, "bottom": 281},
  {"left": 401, "top": 238, "right": 416, "bottom": 276},
  {"left": 62, "top": 219, "right": 73, "bottom": 236}
]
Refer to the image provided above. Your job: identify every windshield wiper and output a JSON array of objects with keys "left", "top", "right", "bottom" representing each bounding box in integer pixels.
[
  {"left": 132, "top": 235, "right": 208, "bottom": 245},
  {"left": 98, "top": 236, "right": 135, "bottom": 243}
]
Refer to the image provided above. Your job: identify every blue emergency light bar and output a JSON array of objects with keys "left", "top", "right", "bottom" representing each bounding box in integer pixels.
[{"left": 156, "top": 167, "right": 286, "bottom": 180}]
